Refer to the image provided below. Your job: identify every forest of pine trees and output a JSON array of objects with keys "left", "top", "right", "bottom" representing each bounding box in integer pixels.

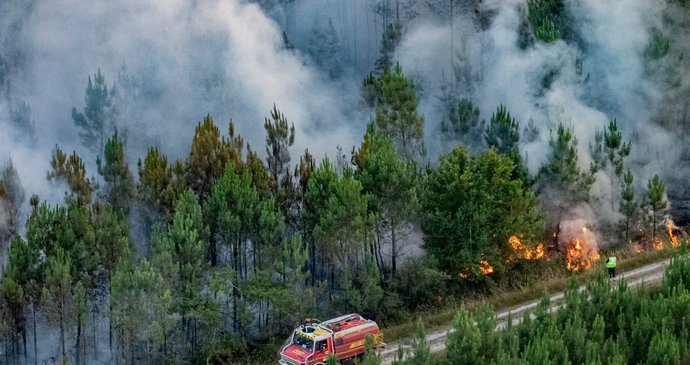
[{"left": 0, "top": 0, "right": 687, "bottom": 364}]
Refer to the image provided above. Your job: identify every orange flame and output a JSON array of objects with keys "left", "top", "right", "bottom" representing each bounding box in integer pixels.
[
  {"left": 509, "top": 235, "right": 545, "bottom": 260},
  {"left": 667, "top": 219, "right": 680, "bottom": 248},
  {"left": 566, "top": 238, "right": 600, "bottom": 271},
  {"left": 480, "top": 260, "right": 494, "bottom": 275}
]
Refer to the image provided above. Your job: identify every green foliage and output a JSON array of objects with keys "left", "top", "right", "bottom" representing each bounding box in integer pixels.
[
  {"left": 97, "top": 128, "right": 134, "bottom": 213},
  {"left": 391, "top": 257, "right": 449, "bottom": 310},
  {"left": 536, "top": 123, "right": 595, "bottom": 223},
  {"left": 376, "top": 22, "right": 403, "bottom": 72},
  {"left": 263, "top": 105, "right": 298, "bottom": 228},
  {"left": 185, "top": 115, "right": 244, "bottom": 201},
  {"left": 527, "top": 0, "right": 568, "bottom": 43},
  {"left": 406, "top": 318, "right": 431, "bottom": 365},
  {"left": 645, "top": 174, "right": 667, "bottom": 242},
  {"left": 440, "top": 94, "right": 484, "bottom": 146},
  {"left": 326, "top": 353, "right": 338, "bottom": 365},
  {"left": 372, "top": 64, "right": 425, "bottom": 161},
  {"left": 0, "top": 161, "right": 24, "bottom": 243},
  {"left": 353, "top": 123, "right": 419, "bottom": 278},
  {"left": 360, "top": 335, "right": 382, "bottom": 365},
  {"left": 591, "top": 119, "right": 632, "bottom": 218},
  {"left": 484, "top": 105, "right": 530, "bottom": 183},
  {"left": 600, "top": 119, "right": 631, "bottom": 178},
  {"left": 48, "top": 146, "right": 94, "bottom": 204},
  {"left": 422, "top": 147, "right": 543, "bottom": 285},
  {"left": 445, "top": 305, "right": 481, "bottom": 364},
  {"left": 620, "top": 169, "right": 638, "bottom": 241},
  {"left": 137, "top": 146, "right": 178, "bottom": 221},
  {"left": 436, "top": 262, "right": 690, "bottom": 364},
  {"left": 72, "top": 69, "right": 116, "bottom": 154},
  {"left": 645, "top": 30, "right": 671, "bottom": 61},
  {"left": 41, "top": 248, "right": 73, "bottom": 358},
  {"left": 205, "top": 165, "right": 262, "bottom": 268},
  {"left": 168, "top": 190, "right": 208, "bottom": 299}
]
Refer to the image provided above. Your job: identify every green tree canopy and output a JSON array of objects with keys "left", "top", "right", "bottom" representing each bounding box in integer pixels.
[
  {"left": 371, "top": 64, "right": 425, "bottom": 161},
  {"left": 97, "top": 129, "right": 134, "bottom": 213},
  {"left": 72, "top": 69, "right": 116, "bottom": 155},
  {"left": 422, "top": 147, "right": 543, "bottom": 285}
]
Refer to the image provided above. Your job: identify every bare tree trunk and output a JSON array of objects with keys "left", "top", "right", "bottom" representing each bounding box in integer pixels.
[
  {"left": 22, "top": 324, "right": 26, "bottom": 359},
  {"left": 59, "top": 310, "right": 66, "bottom": 360},
  {"left": 93, "top": 304, "right": 98, "bottom": 362},
  {"left": 32, "top": 303, "right": 37, "bottom": 365},
  {"left": 76, "top": 317, "right": 82, "bottom": 365},
  {"left": 391, "top": 217, "right": 397, "bottom": 279}
]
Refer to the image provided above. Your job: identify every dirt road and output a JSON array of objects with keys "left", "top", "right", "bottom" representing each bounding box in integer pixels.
[{"left": 380, "top": 259, "right": 671, "bottom": 364}]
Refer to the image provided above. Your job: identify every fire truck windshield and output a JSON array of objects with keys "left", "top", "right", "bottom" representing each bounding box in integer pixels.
[{"left": 293, "top": 333, "right": 314, "bottom": 351}]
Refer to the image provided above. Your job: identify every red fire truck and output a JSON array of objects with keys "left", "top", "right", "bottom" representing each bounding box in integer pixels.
[{"left": 279, "top": 314, "right": 385, "bottom": 365}]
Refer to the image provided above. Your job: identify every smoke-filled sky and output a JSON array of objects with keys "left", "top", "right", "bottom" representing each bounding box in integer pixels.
[{"left": 1, "top": 0, "right": 689, "bottom": 225}]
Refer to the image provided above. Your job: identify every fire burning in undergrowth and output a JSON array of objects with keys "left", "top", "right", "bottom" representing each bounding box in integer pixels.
[
  {"left": 566, "top": 237, "right": 601, "bottom": 271},
  {"left": 633, "top": 219, "right": 684, "bottom": 253},
  {"left": 479, "top": 260, "right": 494, "bottom": 275},
  {"left": 458, "top": 260, "right": 494, "bottom": 279},
  {"left": 667, "top": 219, "right": 680, "bottom": 248},
  {"left": 509, "top": 236, "right": 545, "bottom": 260},
  {"left": 562, "top": 223, "right": 601, "bottom": 272}
]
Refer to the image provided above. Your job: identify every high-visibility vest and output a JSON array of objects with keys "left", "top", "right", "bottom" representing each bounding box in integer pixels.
[{"left": 607, "top": 256, "right": 617, "bottom": 268}]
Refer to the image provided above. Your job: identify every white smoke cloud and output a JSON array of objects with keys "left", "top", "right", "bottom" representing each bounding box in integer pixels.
[{"left": 1, "top": 0, "right": 369, "bottom": 214}]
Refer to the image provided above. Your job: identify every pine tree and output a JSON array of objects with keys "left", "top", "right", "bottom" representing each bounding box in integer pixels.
[
  {"left": 620, "top": 169, "right": 637, "bottom": 242},
  {"left": 97, "top": 129, "right": 134, "bottom": 213},
  {"left": 264, "top": 105, "right": 297, "bottom": 227},
  {"left": 185, "top": 115, "right": 243, "bottom": 201},
  {"left": 644, "top": 175, "right": 667, "bottom": 243},
  {"left": 445, "top": 305, "right": 480, "bottom": 364},
  {"left": 0, "top": 161, "right": 24, "bottom": 245},
  {"left": 485, "top": 105, "right": 519, "bottom": 155},
  {"left": 48, "top": 146, "right": 94, "bottom": 204},
  {"left": 353, "top": 123, "right": 419, "bottom": 278},
  {"left": 72, "top": 69, "right": 116, "bottom": 155},
  {"left": 406, "top": 319, "right": 431, "bottom": 365},
  {"left": 536, "top": 123, "right": 595, "bottom": 231},
  {"left": 374, "top": 64, "right": 425, "bottom": 161},
  {"left": 137, "top": 147, "right": 178, "bottom": 222},
  {"left": 376, "top": 22, "right": 402, "bottom": 72},
  {"left": 41, "top": 249, "right": 73, "bottom": 361}
]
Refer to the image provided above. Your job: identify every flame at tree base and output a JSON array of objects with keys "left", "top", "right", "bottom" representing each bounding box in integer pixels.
[
  {"left": 561, "top": 222, "right": 601, "bottom": 272},
  {"left": 566, "top": 238, "right": 600, "bottom": 271}
]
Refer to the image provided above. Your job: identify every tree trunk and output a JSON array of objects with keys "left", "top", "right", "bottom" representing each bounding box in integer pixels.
[
  {"left": 76, "top": 315, "right": 82, "bottom": 365},
  {"left": 310, "top": 240, "right": 317, "bottom": 286},
  {"left": 652, "top": 210, "right": 657, "bottom": 243},
  {"left": 233, "top": 240, "right": 239, "bottom": 331},
  {"left": 22, "top": 322, "right": 26, "bottom": 359},
  {"left": 391, "top": 216, "right": 397, "bottom": 279},
  {"left": 32, "top": 303, "right": 37, "bottom": 365},
  {"left": 59, "top": 309, "right": 66, "bottom": 360},
  {"left": 93, "top": 304, "right": 98, "bottom": 362}
]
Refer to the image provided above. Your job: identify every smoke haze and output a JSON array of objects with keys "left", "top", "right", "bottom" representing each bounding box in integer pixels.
[{"left": 2, "top": 0, "right": 690, "bottom": 362}]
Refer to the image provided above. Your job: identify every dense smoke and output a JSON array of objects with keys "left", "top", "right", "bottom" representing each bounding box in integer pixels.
[
  {"left": 0, "top": 0, "right": 689, "bottom": 360},
  {"left": 0, "top": 0, "right": 366, "bottom": 219},
  {"left": 387, "top": 0, "right": 687, "bottom": 243}
]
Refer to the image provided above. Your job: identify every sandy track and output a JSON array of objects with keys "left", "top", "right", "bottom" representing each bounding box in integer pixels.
[{"left": 380, "top": 259, "right": 671, "bottom": 364}]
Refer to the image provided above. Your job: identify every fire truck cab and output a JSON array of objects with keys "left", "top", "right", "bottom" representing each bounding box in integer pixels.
[{"left": 279, "top": 314, "right": 384, "bottom": 365}]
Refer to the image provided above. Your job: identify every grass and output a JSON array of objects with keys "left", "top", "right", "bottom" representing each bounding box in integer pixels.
[{"left": 381, "top": 244, "right": 679, "bottom": 344}]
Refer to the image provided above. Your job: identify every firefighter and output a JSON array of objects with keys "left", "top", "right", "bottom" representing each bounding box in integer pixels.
[{"left": 605, "top": 255, "right": 617, "bottom": 278}]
